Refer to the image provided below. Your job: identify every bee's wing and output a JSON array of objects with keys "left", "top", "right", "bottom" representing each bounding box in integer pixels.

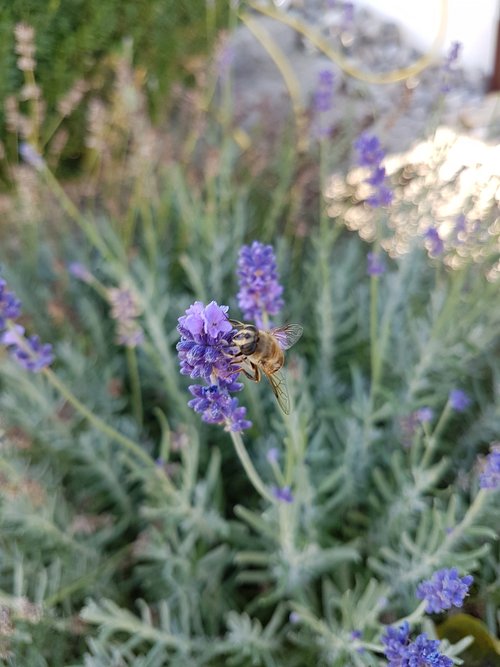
[
  {"left": 269, "top": 324, "right": 303, "bottom": 351},
  {"left": 264, "top": 367, "right": 291, "bottom": 415}
]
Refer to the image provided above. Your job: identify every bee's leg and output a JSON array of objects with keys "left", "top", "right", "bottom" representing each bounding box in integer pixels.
[{"left": 241, "top": 362, "right": 260, "bottom": 382}]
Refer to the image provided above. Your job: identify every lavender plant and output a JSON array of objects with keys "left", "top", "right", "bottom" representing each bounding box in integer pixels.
[{"left": 0, "top": 18, "right": 499, "bottom": 667}]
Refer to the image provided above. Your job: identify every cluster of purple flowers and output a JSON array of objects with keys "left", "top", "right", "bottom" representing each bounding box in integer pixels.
[
  {"left": 480, "top": 444, "right": 500, "bottom": 490},
  {"left": 354, "top": 133, "right": 393, "bottom": 208},
  {"left": 312, "top": 69, "right": 335, "bottom": 138},
  {"left": 177, "top": 301, "right": 251, "bottom": 432},
  {"left": 0, "top": 277, "right": 53, "bottom": 372},
  {"left": 236, "top": 242, "right": 283, "bottom": 329},
  {"left": 382, "top": 622, "right": 452, "bottom": 667},
  {"left": 416, "top": 568, "right": 473, "bottom": 613}
]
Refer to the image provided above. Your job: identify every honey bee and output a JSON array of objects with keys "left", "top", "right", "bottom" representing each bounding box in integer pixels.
[{"left": 229, "top": 319, "right": 303, "bottom": 414}]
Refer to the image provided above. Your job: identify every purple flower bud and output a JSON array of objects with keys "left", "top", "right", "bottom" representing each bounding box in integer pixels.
[
  {"left": 68, "top": 262, "right": 94, "bottom": 284},
  {"left": 425, "top": 227, "right": 444, "bottom": 256},
  {"left": 272, "top": 485, "right": 294, "bottom": 503},
  {"left": 479, "top": 444, "right": 500, "bottom": 490},
  {"left": 449, "top": 389, "right": 471, "bottom": 412},
  {"left": 366, "top": 252, "right": 386, "bottom": 276},
  {"left": 416, "top": 407, "right": 434, "bottom": 424},
  {"left": 354, "top": 133, "right": 393, "bottom": 208},
  {"left": 236, "top": 242, "right": 284, "bottom": 329},
  {"left": 416, "top": 568, "right": 473, "bottom": 613},
  {"left": 266, "top": 447, "right": 279, "bottom": 464},
  {"left": 19, "top": 142, "right": 45, "bottom": 171}
]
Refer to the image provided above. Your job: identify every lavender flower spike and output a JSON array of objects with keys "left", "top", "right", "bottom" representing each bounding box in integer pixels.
[
  {"left": 416, "top": 568, "right": 473, "bottom": 613},
  {"left": 0, "top": 275, "right": 53, "bottom": 372},
  {"left": 382, "top": 623, "right": 453, "bottom": 667},
  {"left": 177, "top": 301, "right": 251, "bottom": 432},
  {"left": 107, "top": 285, "right": 144, "bottom": 348},
  {"left": 237, "top": 242, "right": 284, "bottom": 329},
  {"left": 479, "top": 444, "right": 500, "bottom": 490},
  {"left": 354, "top": 133, "right": 393, "bottom": 208}
]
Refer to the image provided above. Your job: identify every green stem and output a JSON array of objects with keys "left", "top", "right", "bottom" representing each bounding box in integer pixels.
[
  {"left": 126, "top": 346, "right": 143, "bottom": 427},
  {"left": 369, "top": 273, "right": 380, "bottom": 397},
  {"left": 230, "top": 431, "right": 275, "bottom": 504}
]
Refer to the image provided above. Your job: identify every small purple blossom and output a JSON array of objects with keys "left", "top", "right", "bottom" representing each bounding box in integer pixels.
[
  {"left": 272, "top": 486, "right": 294, "bottom": 503},
  {"left": 289, "top": 611, "right": 300, "bottom": 624},
  {"left": 1, "top": 325, "right": 54, "bottom": 372},
  {"left": 449, "top": 389, "right": 471, "bottom": 412},
  {"left": 416, "top": 407, "right": 434, "bottom": 424},
  {"left": 424, "top": 228, "right": 444, "bottom": 256},
  {"left": 382, "top": 623, "right": 452, "bottom": 667},
  {"left": 366, "top": 252, "right": 386, "bottom": 276},
  {"left": 441, "top": 41, "right": 462, "bottom": 93},
  {"left": 177, "top": 301, "right": 251, "bottom": 432},
  {"left": 19, "top": 141, "right": 45, "bottom": 171},
  {"left": 381, "top": 621, "right": 410, "bottom": 663},
  {"left": 0, "top": 275, "right": 53, "bottom": 372},
  {"left": 266, "top": 447, "right": 279, "bottom": 464},
  {"left": 0, "top": 279, "right": 22, "bottom": 328},
  {"left": 416, "top": 568, "right": 473, "bottom": 613},
  {"left": 237, "top": 242, "right": 284, "bottom": 329},
  {"left": 354, "top": 133, "right": 393, "bottom": 208},
  {"left": 313, "top": 69, "right": 335, "bottom": 114},
  {"left": 479, "top": 444, "right": 500, "bottom": 490},
  {"left": 68, "top": 262, "right": 94, "bottom": 284}
]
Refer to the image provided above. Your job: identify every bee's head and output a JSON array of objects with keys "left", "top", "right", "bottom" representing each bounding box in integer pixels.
[{"left": 232, "top": 325, "right": 258, "bottom": 355}]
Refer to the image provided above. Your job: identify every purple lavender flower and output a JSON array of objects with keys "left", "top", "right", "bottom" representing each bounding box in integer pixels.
[
  {"left": 177, "top": 301, "right": 251, "bottom": 432},
  {"left": 19, "top": 141, "right": 45, "bottom": 171},
  {"left": 381, "top": 621, "right": 410, "bottom": 663},
  {"left": 382, "top": 623, "right": 453, "bottom": 667},
  {"left": 404, "top": 634, "right": 453, "bottom": 667},
  {"left": 479, "top": 444, "right": 500, "bottom": 490},
  {"left": 416, "top": 568, "right": 473, "bottom": 613},
  {"left": 0, "top": 279, "right": 22, "bottom": 328},
  {"left": 289, "top": 611, "right": 300, "bottom": 624},
  {"left": 441, "top": 41, "right": 462, "bottom": 92},
  {"left": 0, "top": 276, "right": 53, "bottom": 372},
  {"left": 366, "top": 252, "right": 386, "bottom": 276},
  {"left": 68, "top": 262, "right": 94, "bottom": 284},
  {"left": 416, "top": 407, "right": 434, "bottom": 424},
  {"left": 266, "top": 447, "right": 279, "bottom": 464},
  {"left": 1, "top": 325, "right": 53, "bottom": 372},
  {"left": 424, "top": 227, "right": 444, "bottom": 256},
  {"left": 107, "top": 286, "right": 144, "bottom": 348},
  {"left": 312, "top": 69, "right": 336, "bottom": 138},
  {"left": 272, "top": 486, "right": 294, "bottom": 503},
  {"left": 236, "top": 242, "right": 284, "bottom": 329},
  {"left": 449, "top": 389, "right": 471, "bottom": 412},
  {"left": 354, "top": 133, "right": 393, "bottom": 208}
]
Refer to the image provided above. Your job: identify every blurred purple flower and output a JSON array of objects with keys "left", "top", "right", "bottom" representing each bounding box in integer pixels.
[
  {"left": 416, "top": 407, "right": 434, "bottom": 424},
  {"left": 449, "top": 389, "right": 471, "bottom": 412},
  {"left": 416, "top": 568, "right": 473, "bottom": 613},
  {"left": 425, "top": 227, "right": 444, "bottom": 256},
  {"left": 19, "top": 142, "right": 45, "bottom": 171},
  {"left": 266, "top": 447, "right": 279, "bottom": 464},
  {"left": 382, "top": 622, "right": 452, "bottom": 667},
  {"left": 441, "top": 41, "right": 462, "bottom": 92},
  {"left": 68, "top": 262, "right": 94, "bottom": 284},
  {"left": 479, "top": 444, "right": 500, "bottom": 490},
  {"left": 1, "top": 324, "right": 53, "bottom": 372},
  {"left": 354, "top": 133, "right": 393, "bottom": 208},
  {"left": 0, "top": 275, "right": 53, "bottom": 372},
  {"left": 272, "top": 485, "right": 294, "bottom": 503},
  {"left": 366, "top": 252, "right": 386, "bottom": 276},
  {"left": 237, "top": 242, "right": 284, "bottom": 329}
]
